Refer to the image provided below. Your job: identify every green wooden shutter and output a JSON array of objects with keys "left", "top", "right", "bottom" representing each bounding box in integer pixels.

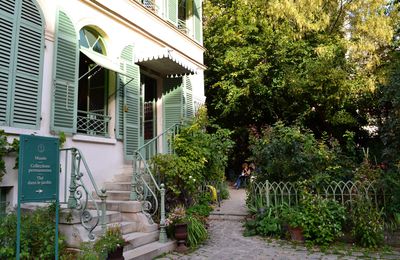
[
  {"left": 163, "top": 78, "right": 183, "bottom": 130},
  {"left": 167, "top": 0, "right": 178, "bottom": 25},
  {"left": 0, "top": 0, "right": 44, "bottom": 128},
  {"left": 51, "top": 10, "right": 79, "bottom": 133},
  {"left": 184, "top": 76, "right": 194, "bottom": 119},
  {"left": 193, "top": 0, "right": 202, "bottom": 43},
  {"left": 116, "top": 45, "right": 134, "bottom": 139},
  {"left": 11, "top": 0, "right": 44, "bottom": 128},
  {"left": 0, "top": 0, "right": 16, "bottom": 125},
  {"left": 121, "top": 45, "right": 140, "bottom": 160}
]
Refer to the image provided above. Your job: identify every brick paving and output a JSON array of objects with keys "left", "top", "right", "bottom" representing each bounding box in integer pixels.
[{"left": 159, "top": 187, "right": 400, "bottom": 260}]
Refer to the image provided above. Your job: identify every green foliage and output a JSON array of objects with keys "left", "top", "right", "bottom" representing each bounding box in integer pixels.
[
  {"left": 0, "top": 131, "right": 20, "bottom": 182},
  {"left": 296, "top": 193, "right": 346, "bottom": 246},
  {"left": 0, "top": 130, "right": 7, "bottom": 182},
  {"left": 151, "top": 108, "right": 233, "bottom": 204},
  {"left": 77, "top": 242, "right": 99, "bottom": 260},
  {"left": 186, "top": 193, "right": 213, "bottom": 219},
  {"left": 185, "top": 215, "right": 208, "bottom": 248},
  {"left": 350, "top": 195, "right": 384, "bottom": 248},
  {"left": 249, "top": 122, "right": 356, "bottom": 183},
  {"left": 204, "top": 0, "right": 400, "bottom": 175},
  {"left": 93, "top": 225, "right": 125, "bottom": 257},
  {"left": 0, "top": 204, "right": 66, "bottom": 259},
  {"left": 244, "top": 207, "right": 281, "bottom": 237}
]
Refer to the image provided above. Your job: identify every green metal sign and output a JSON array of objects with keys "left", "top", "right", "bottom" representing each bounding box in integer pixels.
[
  {"left": 17, "top": 135, "right": 60, "bottom": 260},
  {"left": 18, "top": 135, "right": 60, "bottom": 202}
]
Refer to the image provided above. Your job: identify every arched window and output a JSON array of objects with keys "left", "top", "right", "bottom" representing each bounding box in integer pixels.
[{"left": 77, "top": 27, "right": 114, "bottom": 137}]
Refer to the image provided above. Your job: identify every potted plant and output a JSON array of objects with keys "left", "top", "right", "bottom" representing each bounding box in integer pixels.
[
  {"left": 166, "top": 205, "right": 189, "bottom": 252},
  {"left": 282, "top": 206, "right": 305, "bottom": 242},
  {"left": 94, "top": 225, "right": 126, "bottom": 260}
]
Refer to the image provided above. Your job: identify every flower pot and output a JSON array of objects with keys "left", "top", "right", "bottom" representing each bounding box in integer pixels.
[
  {"left": 288, "top": 226, "right": 304, "bottom": 242},
  {"left": 107, "top": 246, "right": 124, "bottom": 260},
  {"left": 174, "top": 223, "right": 188, "bottom": 253}
]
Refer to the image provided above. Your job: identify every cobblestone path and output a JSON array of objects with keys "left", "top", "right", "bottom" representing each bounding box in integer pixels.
[{"left": 160, "top": 187, "right": 400, "bottom": 260}]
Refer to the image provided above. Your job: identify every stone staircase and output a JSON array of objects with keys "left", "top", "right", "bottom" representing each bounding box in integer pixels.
[
  {"left": 102, "top": 169, "right": 175, "bottom": 259},
  {"left": 86, "top": 168, "right": 176, "bottom": 259}
]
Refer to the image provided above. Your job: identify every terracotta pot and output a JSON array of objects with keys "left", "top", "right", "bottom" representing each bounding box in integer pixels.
[
  {"left": 288, "top": 226, "right": 304, "bottom": 242},
  {"left": 107, "top": 246, "right": 124, "bottom": 260},
  {"left": 174, "top": 223, "right": 188, "bottom": 253}
]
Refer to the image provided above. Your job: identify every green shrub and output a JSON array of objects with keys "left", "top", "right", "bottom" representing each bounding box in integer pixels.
[
  {"left": 244, "top": 207, "right": 282, "bottom": 237},
  {"left": 186, "top": 215, "right": 208, "bottom": 248},
  {"left": 280, "top": 192, "right": 346, "bottom": 246},
  {"left": 187, "top": 193, "right": 213, "bottom": 219},
  {"left": 249, "top": 122, "right": 356, "bottom": 183},
  {"left": 350, "top": 195, "right": 384, "bottom": 248},
  {"left": 152, "top": 108, "right": 233, "bottom": 205},
  {"left": 0, "top": 204, "right": 66, "bottom": 259},
  {"left": 299, "top": 193, "right": 346, "bottom": 246}
]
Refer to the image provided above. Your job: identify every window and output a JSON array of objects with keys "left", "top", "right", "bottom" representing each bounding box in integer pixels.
[
  {"left": 0, "top": 0, "right": 44, "bottom": 129},
  {"left": 77, "top": 27, "right": 110, "bottom": 137},
  {"left": 0, "top": 187, "right": 9, "bottom": 216}
]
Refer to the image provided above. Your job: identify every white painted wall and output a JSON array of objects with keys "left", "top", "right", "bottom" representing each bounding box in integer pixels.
[{"left": 0, "top": 0, "right": 205, "bottom": 208}]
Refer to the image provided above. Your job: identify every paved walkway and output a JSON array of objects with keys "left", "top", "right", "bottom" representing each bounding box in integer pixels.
[{"left": 160, "top": 187, "right": 400, "bottom": 260}]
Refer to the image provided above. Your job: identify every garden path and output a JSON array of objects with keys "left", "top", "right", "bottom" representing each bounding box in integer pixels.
[{"left": 160, "top": 187, "right": 400, "bottom": 260}]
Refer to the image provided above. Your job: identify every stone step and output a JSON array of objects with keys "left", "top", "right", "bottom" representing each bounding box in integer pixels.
[
  {"left": 105, "top": 191, "right": 131, "bottom": 201},
  {"left": 121, "top": 212, "right": 159, "bottom": 233},
  {"left": 120, "top": 166, "right": 134, "bottom": 175},
  {"left": 123, "top": 231, "right": 159, "bottom": 251},
  {"left": 208, "top": 212, "right": 248, "bottom": 221},
  {"left": 104, "top": 181, "right": 131, "bottom": 191},
  {"left": 113, "top": 174, "right": 132, "bottom": 182},
  {"left": 59, "top": 209, "right": 122, "bottom": 224},
  {"left": 93, "top": 221, "right": 138, "bottom": 236},
  {"left": 88, "top": 200, "right": 142, "bottom": 213},
  {"left": 123, "top": 240, "right": 176, "bottom": 260}
]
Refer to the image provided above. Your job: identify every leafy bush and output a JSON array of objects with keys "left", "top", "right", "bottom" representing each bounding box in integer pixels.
[
  {"left": 350, "top": 195, "right": 384, "bottom": 248},
  {"left": 244, "top": 208, "right": 281, "bottom": 237},
  {"left": 0, "top": 204, "right": 66, "bottom": 259},
  {"left": 152, "top": 108, "right": 233, "bottom": 205},
  {"left": 298, "top": 192, "right": 346, "bottom": 246},
  {"left": 93, "top": 225, "right": 125, "bottom": 257},
  {"left": 187, "top": 193, "right": 213, "bottom": 220},
  {"left": 249, "top": 122, "right": 356, "bottom": 183}
]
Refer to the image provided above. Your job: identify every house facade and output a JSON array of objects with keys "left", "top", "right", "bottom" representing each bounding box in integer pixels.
[{"left": 0, "top": 0, "right": 205, "bottom": 211}]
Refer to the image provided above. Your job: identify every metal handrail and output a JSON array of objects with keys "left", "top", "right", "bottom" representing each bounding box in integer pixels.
[
  {"left": 60, "top": 147, "right": 107, "bottom": 240},
  {"left": 131, "top": 123, "right": 181, "bottom": 243}
]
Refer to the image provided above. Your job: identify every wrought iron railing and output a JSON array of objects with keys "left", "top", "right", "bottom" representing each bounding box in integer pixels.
[
  {"left": 131, "top": 123, "right": 181, "bottom": 243},
  {"left": 137, "top": 0, "right": 158, "bottom": 13},
  {"left": 178, "top": 19, "right": 189, "bottom": 34},
  {"left": 248, "top": 180, "right": 383, "bottom": 212},
  {"left": 77, "top": 110, "right": 111, "bottom": 137},
  {"left": 60, "top": 148, "right": 107, "bottom": 240}
]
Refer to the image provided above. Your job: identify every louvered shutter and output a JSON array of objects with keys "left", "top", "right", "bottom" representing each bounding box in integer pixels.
[
  {"left": 12, "top": 0, "right": 44, "bottom": 128},
  {"left": 121, "top": 45, "right": 140, "bottom": 160},
  {"left": 0, "top": 0, "right": 16, "bottom": 125},
  {"left": 0, "top": 0, "right": 44, "bottom": 128},
  {"left": 184, "top": 76, "right": 194, "bottom": 119},
  {"left": 193, "top": 0, "right": 202, "bottom": 43},
  {"left": 116, "top": 45, "right": 134, "bottom": 139},
  {"left": 167, "top": 0, "right": 178, "bottom": 25},
  {"left": 51, "top": 10, "right": 79, "bottom": 133},
  {"left": 163, "top": 78, "right": 183, "bottom": 130}
]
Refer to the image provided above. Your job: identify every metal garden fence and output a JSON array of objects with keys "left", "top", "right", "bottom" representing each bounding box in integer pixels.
[{"left": 248, "top": 180, "right": 384, "bottom": 211}]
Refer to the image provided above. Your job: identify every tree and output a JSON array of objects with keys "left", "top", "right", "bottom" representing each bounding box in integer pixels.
[{"left": 203, "top": 0, "right": 398, "bottom": 148}]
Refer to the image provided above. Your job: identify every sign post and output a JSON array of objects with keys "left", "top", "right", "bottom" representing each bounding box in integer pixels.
[{"left": 16, "top": 135, "right": 60, "bottom": 260}]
